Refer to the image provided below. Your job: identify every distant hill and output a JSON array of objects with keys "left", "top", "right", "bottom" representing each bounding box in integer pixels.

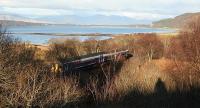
[
  {"left": 36, "top": 15, "right": 153, "bottom": 25},
  {"left": 0, "top": 14, "right": 49, "bottom": 26},
  {"left": 0, "top": 20, "right": 47, "bottom": 26},
  {"left": 0, "top": 14, "right": 153, "bottom": 26},
  {"left": 152, "top": 12, "right": 200, "bottom": 28}
]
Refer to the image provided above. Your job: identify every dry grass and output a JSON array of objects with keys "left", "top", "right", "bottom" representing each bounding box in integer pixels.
[{"left": 115, "top": 57, "right": 176, "bottom": 95}]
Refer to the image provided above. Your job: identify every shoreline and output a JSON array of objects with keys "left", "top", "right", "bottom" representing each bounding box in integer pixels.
[
  {"left": 11, "top": 31, "right": 178, "bottom": 37},
  {"left": 29, "top": 32, "right": 178, "bottom": 48},
  {"left": 10, "top": 32, "right": 113, "bottom": 37}
]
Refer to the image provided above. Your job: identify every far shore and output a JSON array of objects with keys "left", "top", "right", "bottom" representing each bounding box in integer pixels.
[
  {"left": 10, "top": 32, "right": 113, "bottom": 37},
  {"left": 30, "top": 32, "right": 178, "bottom": 51},
  {"left": 10, "top": 31, "right": 178, "bottom": 37}
]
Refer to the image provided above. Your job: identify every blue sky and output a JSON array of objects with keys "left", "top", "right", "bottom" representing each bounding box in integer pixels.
[{"left": 0, "top": 0, "right": 200, "bottom": 24}]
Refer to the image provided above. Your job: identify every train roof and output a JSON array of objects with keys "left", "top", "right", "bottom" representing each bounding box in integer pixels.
[{"left": 60, "top": 52, "right": 105, "bottom": 63}]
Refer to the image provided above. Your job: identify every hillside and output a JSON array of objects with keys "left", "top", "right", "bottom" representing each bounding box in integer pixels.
[{"left": 153, "top": 12, "right": 200, "bottom": 28}]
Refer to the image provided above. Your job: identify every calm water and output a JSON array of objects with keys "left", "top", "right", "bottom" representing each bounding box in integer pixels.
[{"left": 8, "top": 25, "right": 174, "bottom": 45}]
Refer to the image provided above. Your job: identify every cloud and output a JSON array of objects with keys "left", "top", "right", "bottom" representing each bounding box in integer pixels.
[
  {"left": 1, "top": 7, "right": 74, "bottom": 17},
  {"left": 1, "top": 0, "right": 200, "bottom": 11},
  {"left": 97, "top": 11, "right": 172, "bottom": 20},
  {"left": 0, "top": 6, "right": 172, "bottom": 20},
  {"left": 0, "top": 0, "right": 200, "bottom": 21}
]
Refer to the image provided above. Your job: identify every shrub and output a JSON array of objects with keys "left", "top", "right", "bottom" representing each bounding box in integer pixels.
[
  {"left": 0, "top": 25, "right": 83, "bottom": 107},
  {"left": 165, "top": 16, "right": 200, "bottom": 89},
  {"left": 83, "top": 39, "right": 99, "bottom": 53},
  {"left": 134, "top": 34, "right": 164, "bottom": 60},
  {"left": 46, "top": 39, "right": 84, "bottom": 62},
  {"left": 179, "top": 17, "right": 200, "bottom": 62}
]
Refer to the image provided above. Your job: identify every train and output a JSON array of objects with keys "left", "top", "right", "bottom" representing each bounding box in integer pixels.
[{"left": 51, "top": 50, "right": 133, "bottom": 75}]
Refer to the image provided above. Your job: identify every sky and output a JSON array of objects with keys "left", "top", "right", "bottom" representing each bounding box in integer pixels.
[{"left": 0, "top": 0, "right": 200, "bottom": 24}]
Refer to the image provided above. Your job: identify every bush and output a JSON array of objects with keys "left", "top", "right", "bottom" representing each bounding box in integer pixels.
[
  {"left": 83, "top": 39, "right": 99, "bottom": 53},
  {"left": 0, "top": 25, "right": 83, "bottom": 107},
  {"left": 165, "top": 16, "right": 200, "bottom": 89},
  {"left": 46, "top": 39, "right": 84, "bottom": 62},
  {"left": 179, "top": 17, "right": 200, "bottom": 62},
  {"left": 134, "top": 34, "right": 164, "bottom": 60}
]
